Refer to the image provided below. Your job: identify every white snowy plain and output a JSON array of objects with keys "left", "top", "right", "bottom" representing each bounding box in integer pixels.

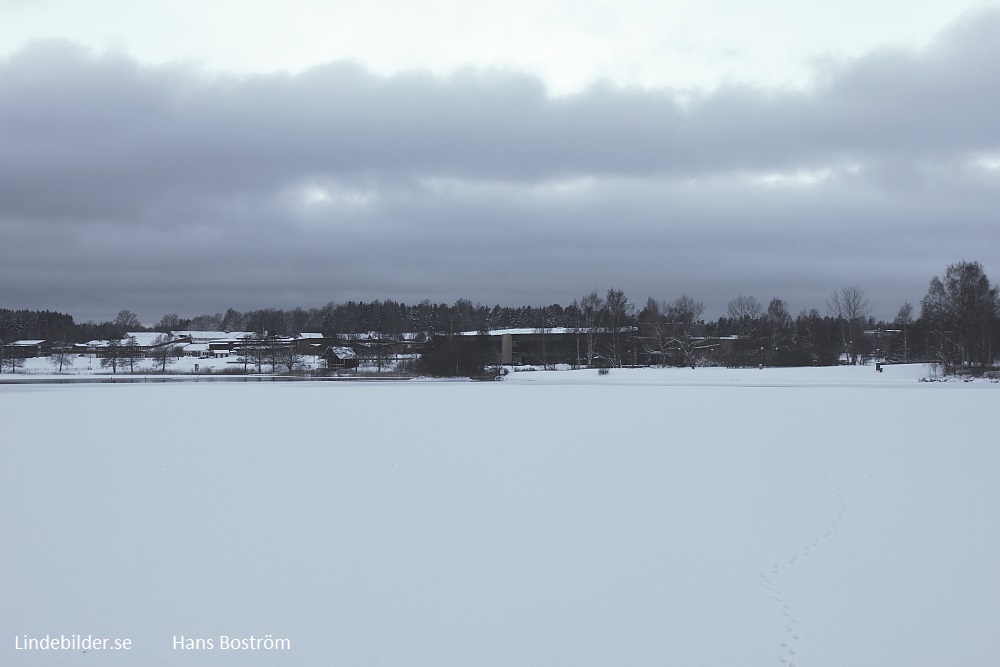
[{"left": 1, "top": 365, "right": 998, "bottom": 666}]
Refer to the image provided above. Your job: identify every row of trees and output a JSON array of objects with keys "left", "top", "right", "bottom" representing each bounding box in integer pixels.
[
  {"left": 147, "top": 300, "right": 588, "bottom": 338},
  {"left": 3, "top": 261, "right": 998, "bottom": 373},
  {"left": 410, "top": 262, "right": 997, "bottom": 375},
  {"left": 921, "top": 261, "right": 999, "bottom": 369},
  {"left": 0, "top": 309, "right": 76, "bottom": 343}
]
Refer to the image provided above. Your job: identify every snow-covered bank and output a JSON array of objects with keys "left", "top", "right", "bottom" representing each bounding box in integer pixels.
[
  {"left": 501, "top": 362, "right": 941, "bottom": 387},
  {"left": 1, "top": 368, "right": 998, "bottom": 666},
  {"left": 7, "top": 353, "right": 325, "bottom": 376},
  {"left": 3, "top": 352, "right": 416, "bottom": 381},
  {"left": 1, "top": 360, "right": 961, "bottom": 386}
]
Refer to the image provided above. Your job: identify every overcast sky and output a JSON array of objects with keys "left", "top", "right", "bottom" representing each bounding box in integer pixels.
[{"left": 2, "top": 0, "right": 999, "bottom": 325}]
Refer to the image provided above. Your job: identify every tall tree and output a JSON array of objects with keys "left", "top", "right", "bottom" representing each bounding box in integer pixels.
[
  {"left": 122, "top": 335, "right": 144, "bottom": 373},
  {"left": 0, "top": 345, "right": 25, "bottom": 373},
  {"left": 727, "top": 294, "right": 763, "bottom": 340},
  {"left": 221, "top": 308, "right": 245, "bottom": 332},
  {"left": 99, "top": 338, "right": 125, "bottom": 373},
  {"left": 827, "top": 286, "right": 871, "bottom": 365},
  {"left": 602, "top": 288, "right": 634, "bottom": 367},
  {"left": 48, "top": 347, "right": 75, "bottom": 373},
  {"left": 894, "top": 302, "right": 914, "bottom": 363},
  {"left": 665, "top": 294, "right": 706, "bottom": 366},
  {"left": 114, "top": 310, "right": 142, "bottom": 337},
  {"left": 639, "top": 297, "right": 671, "bottom": 366},
  {"left": 156, "top": 314, "right": 181, "bottom": 332},
  {"left": 148, "top": 335, "right": 179, "bottom": 372},
  {"left": 920, "top": 261, "right": 999, "bottom": 369},
  {"left": 763, "top": 298, "right": 793, "bottom": 361},
  {"left": 189, "top": 313, "right": 224, "bottom": 331},
  {"left": 579, "top": 291, "right": 604, "bottom": 366}
]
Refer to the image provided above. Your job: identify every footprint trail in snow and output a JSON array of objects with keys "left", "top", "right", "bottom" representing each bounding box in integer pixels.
[{"left": 760, "top": 480, "right": 846, "bottom": 666}]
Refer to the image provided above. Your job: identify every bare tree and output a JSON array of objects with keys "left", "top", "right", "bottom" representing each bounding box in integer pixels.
[
  {"left": 264, "top": 335, "right": 283, "bottom": 373},
  {"left": 570, "top": 298, "right": 582, "bottom": 368},
  {"left": 236, "top": 334, "right": 261, "bottom": 373},
  {"left": 827, "top": 286, "right": 871, "bottom": 365},
  {"left": 795, "top": 309, "right": 820, "bottom": 364},
  {"left": 122, "top": 335, "right": 144, "bottom": 373},
  {"left": 358, "top": 337, "right": 397, "bottom": 373},
  {"left": 222, "top": 308, "right": 245, "bottom": 331},
  {"left": 0, "top": 344, "right": 25, "bottom": 373},
  {"left": 602, "top": 288, "right": 634, "bottom": 367},
  {"left": 665, "top": 294, "right": 706, "bottom": 366},
  {"left": 236, "top": 333, "right": 281, "bottom": 373},
  {"left": 763, "top": 298, "right": 793, "bottom": 360},
  {"left": 727, "top": 294, "right": 762, "bottom": 340},
  {"left": 99, "top": 338, "right": 125, "bottom": 373},
  {"left": 156, "top": 313, "right": 181, "bottom": 332},
  {"left": 640, "top": 297, "right": 671, "bottom": 366},
  {"left": 894, "top": 302, "right": 913, "bottom": 362},
  {"left": 114, "top": 310, "right": 142, "bottom": 336},
  {"left": 535, "top": 308, "right": 553, "bottom": 369},
  {"left": 285, "top": 307, "right": 311, "bottom": 336},
  {"left": 48, "top": 347, "right": 75, "bottom": 373},
  {"left": 189, "top": 313, "right": 224, "bottom": 331},
  {"left": 921, "top": 261, "right": 999, "bottom": 370},
  {"left": 148, "top": 335, "right": 179, "bottom": 372},
  {"left": 579, "top": 291, "right": 604, "bottom": 367},
  {"left": 275, "top": 344, "right": 305, "bottom": 373}
]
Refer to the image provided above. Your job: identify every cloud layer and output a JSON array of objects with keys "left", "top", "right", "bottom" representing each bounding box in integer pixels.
[{"left": 3, "top": 9, "right": 999, "bottom": 324}]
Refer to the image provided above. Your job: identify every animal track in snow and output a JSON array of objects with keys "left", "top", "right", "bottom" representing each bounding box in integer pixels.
[{"left": 761, "top": 478, "right": 847, "bottom": 665}]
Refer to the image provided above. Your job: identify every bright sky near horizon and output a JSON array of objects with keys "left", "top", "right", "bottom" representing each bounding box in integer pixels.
[{"left": 2, "top": 0, "right": 999, "bottom": 324}]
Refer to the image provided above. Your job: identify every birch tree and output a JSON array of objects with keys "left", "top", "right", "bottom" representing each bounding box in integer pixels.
[
  {"left": 827, "top": 286, "right": 871, "bottom": 365},
  {"left": 920, "top": 261, "right": 999, "bottom": 370}
]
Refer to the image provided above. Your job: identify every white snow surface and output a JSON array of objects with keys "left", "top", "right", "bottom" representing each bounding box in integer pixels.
[
  {"left": 10, "top": 354, "right": 329, "bottom": 376},
  {"left": 1, "top": 365, "right": 998, "bottom": 666}
]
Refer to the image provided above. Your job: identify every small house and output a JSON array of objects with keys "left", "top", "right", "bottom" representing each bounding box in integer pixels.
[{"left": 323, "top": 346, "right": 359, "bottom": 370}]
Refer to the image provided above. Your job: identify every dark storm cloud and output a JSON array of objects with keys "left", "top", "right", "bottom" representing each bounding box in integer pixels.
[{"left": 2, "top": 9, "right": 999, "bottom": 323}]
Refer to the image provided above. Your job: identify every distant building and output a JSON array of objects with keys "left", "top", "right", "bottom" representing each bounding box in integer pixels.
[
  {"left": 169, "top": 330, "right": 254, "bottom": 344},
  {"left": 9, "top": 340, "right": 53, "bottom": 357},
  {"left": 323, "top": 346, "right": 359, "bottom": 370}
]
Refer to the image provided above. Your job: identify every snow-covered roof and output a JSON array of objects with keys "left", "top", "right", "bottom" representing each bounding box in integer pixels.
[
  {"left": 171, "top": 331, "right": 254, "bottom": 341},
  {"left": 209, "top": 337, "right": 255, "bottom": 344},
  {"left": 328, "top": 332, "right": 426, "bottom": 341},
  {"left": 126, "top": 332, "right": 165, "bottom": 346},
  {"left": 456, "top": 327, "right": 635, "bottom": 336},
  {"left": 11, "top": 339, "right": 46, "bottom": 346},
  {"left": 327, "top": 346, "right": 357, "bottom": 359},
  {"left": 297, "top": 332, "right": 324, "bottom": 339},
  {"left": 473, "top": 327, "right": 571, "bottom": 336},
  {"left": 84, "top": 338, "right": 134, "bottom": 347}
]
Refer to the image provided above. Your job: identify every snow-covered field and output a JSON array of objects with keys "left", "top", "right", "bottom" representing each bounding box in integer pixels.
[
  {"left": 2, "top": 365, "right": 998, "bottom": 666},
  {"left": 9, "top": 354, "right": 328, "bottom": 376},
  {"left": 7, "top": 353, "right": 414, "bottom": 377}
]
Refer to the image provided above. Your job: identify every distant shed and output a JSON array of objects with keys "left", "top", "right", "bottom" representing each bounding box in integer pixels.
[{"left": 323, "top": 346, "right": 359, "bottom": 370}]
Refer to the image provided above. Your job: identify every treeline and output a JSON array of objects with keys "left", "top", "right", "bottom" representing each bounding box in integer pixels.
[
  {"left": 151, "top": 299, "right": 587, "bottom": 337},
  {"left": 3, "top": 261, "right": 998, "bottom": 371},
  {"left": 2, "top": 299, "right": 591, "bottom": 342},
  {"left": 0, "top": 309, "right": 77, "bottom": 343}
]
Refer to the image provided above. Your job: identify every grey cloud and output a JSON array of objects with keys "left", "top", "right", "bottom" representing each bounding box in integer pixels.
[
  {"left": 4, "top": 12, "right": 1000, "bottom": 202},
  {"left": 2, "top": 9, "right": 1000, "bottom": 323}
]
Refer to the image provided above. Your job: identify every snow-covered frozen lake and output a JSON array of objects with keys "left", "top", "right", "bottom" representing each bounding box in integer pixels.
[{"left": 2, "top": 365, "right": 998, "bottom": 666}]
